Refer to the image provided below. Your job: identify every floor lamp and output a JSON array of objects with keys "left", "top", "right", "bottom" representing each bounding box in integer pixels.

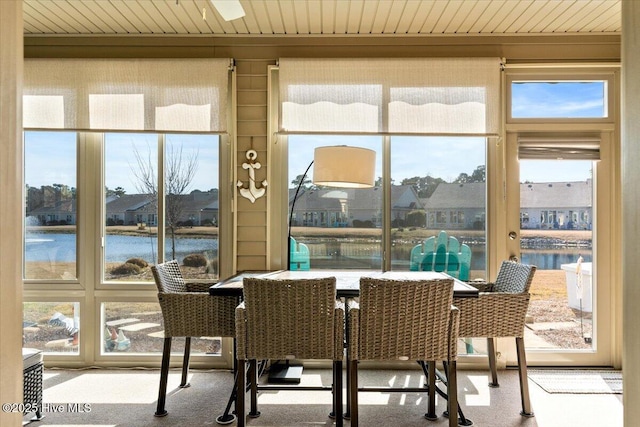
[{"left": 272, "top": 146, "right": 376, "bottom": 384}]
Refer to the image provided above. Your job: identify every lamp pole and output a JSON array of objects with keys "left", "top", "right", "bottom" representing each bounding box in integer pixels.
[
  {"left": 287, "top": 160, "right": 313, "bottom": 270},
  {"left": 269, "top": 160, "right": 316, "bottom": 385}
]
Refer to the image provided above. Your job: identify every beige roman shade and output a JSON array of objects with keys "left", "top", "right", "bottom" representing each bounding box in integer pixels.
[
  {"left": 23, "top": 58, "right": 231, "bottom": 133},
  {"left": 518, "top": 133, "right": 601, "bottom": 160},
  {"left": 278, "top": 58, "right": 501, "bottom": 136}
]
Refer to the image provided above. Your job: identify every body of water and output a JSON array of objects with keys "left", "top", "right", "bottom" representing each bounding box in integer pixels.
[
  {"left": 25, "top": 232, "right": 590, "bottom": 270},
  {"left": 25, "top": 233, "right": 218, "bottom": 264}
]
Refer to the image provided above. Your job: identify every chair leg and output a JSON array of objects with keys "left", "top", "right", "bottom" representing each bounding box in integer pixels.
[
  {"left": 487, "top": 337, "right": 499, "bottom": 387},
  {"left": 516, "top": 337, "right": 534, "bottom": 417},
  {"left": 154, "top": 337, "right": 172, "bottom": 417},
  {"left": 236, "top": 359, "right": 246, "bottom": 427},
  {"left": 248, "top": 359, "right": 260, "bottom": 418},
  {"left": 333, "top": 360, "right": 343, "bottom": 427},
  {"left": 180, "top": 337, "right": 191, "bottom": 388},
  {"left": 349, "top": 360, "right": 358, "bottom": 426},
  {"left": 447, "top": 361, "right": 458, "bottom": 427},
  {"left": 330, "top": 361, "right": 337, "bottom": 419},
  {"left": 425, "top": 361, "right": 437, "bottom": 420}
]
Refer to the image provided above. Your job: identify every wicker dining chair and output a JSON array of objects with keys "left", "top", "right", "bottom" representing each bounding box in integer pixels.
[
  {"left": 348, "top": 278, "right": 460, "bottom": 427},
  {"left": 152, "top": 260, "right": 238, "bottom": 418},
  {"left": 235, "top": 277, "right": 345, "bottom": 427},
  {"left": 453, "top": 260, "right": 537, "bottom": 417}
]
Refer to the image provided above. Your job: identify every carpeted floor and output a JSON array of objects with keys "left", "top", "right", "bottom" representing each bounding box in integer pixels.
[{"left": 25, "top": 366, "right": 623, "bottom": 427}]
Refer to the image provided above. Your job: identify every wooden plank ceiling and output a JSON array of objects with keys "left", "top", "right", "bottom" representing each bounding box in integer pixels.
[{"left": 23, "top": 0, "right": 621, "bottom": 36}]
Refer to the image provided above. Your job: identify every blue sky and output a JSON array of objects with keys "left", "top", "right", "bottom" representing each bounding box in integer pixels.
[
  {"left": 24, "top": 132, "right": 218, "bottom": 193},
  {"left": 289, "top": 135, "right": 592, "bottom": 188},
  {"left": 511, "top": 81, "right": 606, "bottom": 118},
  {"left": 23, "top": 132, "right": 593, "bottom": 193}
]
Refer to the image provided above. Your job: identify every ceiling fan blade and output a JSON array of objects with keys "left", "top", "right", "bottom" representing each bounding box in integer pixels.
[{"left": 210, "top": 0, "right": 245, "bottom": 21}]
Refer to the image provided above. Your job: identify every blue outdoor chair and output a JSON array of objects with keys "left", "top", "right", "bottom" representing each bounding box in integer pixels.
[
  {"left": 289, "top": 236, "right": 310, "bottom": 270},
  {"left": 409, "top": 230, "right": 472, "bottom": 281}
]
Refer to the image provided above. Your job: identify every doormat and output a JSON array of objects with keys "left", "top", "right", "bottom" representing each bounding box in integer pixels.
[{"left": 528, "top": 369, "right": 622, "bottom": 394}]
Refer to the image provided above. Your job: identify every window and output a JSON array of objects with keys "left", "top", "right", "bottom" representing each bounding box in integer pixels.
[
  {"left": 104, "top": 133, "right": 159, "bottom": 282},
  {"left": 101, "top": 132, "right": 221, "bottom": 357},
  {"left": 104, "top": 133, "right": 220, "bottom": 283},
  {"left": 519, "top": 160, "right": 595, "bottom": 350},
  {"left": 99, "top": 301, "right": 222, "bottom": 355},
  {"left": 23, "top": 301, "right": 80, "bottom": 354},
  {"left": 24, "top": 131, "right": 225, "bottom": 360},
  {"left": 287, "top": 135, "right": 487, "bottom": 278},
  {"left": 288, "top": 135, "right": 382, "bottom": 270},
  {"left": 507, "top": 72, "right": 615, "bottom": 123},
  {"left": 164, "top": 134, "right": 220, "bottom": 280},
  {"left": 22, "top": 58, "right": 231, "bottom": 364},
  {"left": 511, "top": 81, "right": 607, "bottom": 119},
  {"left": 389, "top": 137, "right": 486, "bottom": 277},
  {"left": 24, "top": 132, "right": 77, "bottom": 281},
  {"left": 279, "top": 58, "right": 497, "bottom": 278}
]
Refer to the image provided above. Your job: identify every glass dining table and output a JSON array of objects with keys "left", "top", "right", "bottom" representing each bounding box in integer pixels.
[{"left": 209, "top": 269, "right": 479, "bottom": 299}]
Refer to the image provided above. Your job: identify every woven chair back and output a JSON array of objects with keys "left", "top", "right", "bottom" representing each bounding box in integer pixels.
[
  {"left": 357, "top": 277, "right": 454, "bottom": 361},
  {"left": 493, "top": 261, "right": 537, "bottom": 293},
  {"left": 241, "top": 277, "right": 339, "bottom": 361},
  {"left": 152, "top": 260, "right": 187, "bottom": 293}
]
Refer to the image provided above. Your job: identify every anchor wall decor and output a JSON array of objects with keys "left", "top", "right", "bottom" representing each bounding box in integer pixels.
[{"left": 237, "top": 149, "right": 268, "bottom": 203}]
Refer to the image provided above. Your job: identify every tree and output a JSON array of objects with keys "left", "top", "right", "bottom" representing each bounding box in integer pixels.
[
  {"left": 131, "top": 143, "right": 198, "bottom": 261},
  {"left": 401, "top": 175, "right": 444, "bottom": 198},
  {"left": 291, "top": 173, "right": 312, "bottom": 189},
  {"left": 454, "top": 165, "right": 485, "bottom": 184},
  {"left": 105, "top": 186, "right": 126, "bottom": 197},
  {"left": 470, "top": 165, "right": 486, "bottom": 182},
  {"left": 453, "top": 173, "right": 471, "bottom": 183}
]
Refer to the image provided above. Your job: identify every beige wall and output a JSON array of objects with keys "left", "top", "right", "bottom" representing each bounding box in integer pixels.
[
  {"left": 236, "top": 59, "right": 274, "bottom": 270},
  {"left": 0, "top": 2, "right": 23, "bottom": 426}
]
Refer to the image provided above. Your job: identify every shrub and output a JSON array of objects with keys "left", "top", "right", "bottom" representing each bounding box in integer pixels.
[
  {"left": 406, "top": 210, "right": 426, "bottom": 227},
  {"left": 183, "top": 253, "right": 207, "bottom": 267},
  {"left": 352, "top": 219, "right": 374, "bottom": 228},
  {"left": 392, "top": 218, "right": 405, "bottom": 228},
  {"left": 111, "top": 262, "right": 142, "bottom": 275},
  {"left": 106, "top": 218, "right": 116, "bottom": 226},
  {"left": 125, "top": 258, "right": 148, "bottom": 268}
]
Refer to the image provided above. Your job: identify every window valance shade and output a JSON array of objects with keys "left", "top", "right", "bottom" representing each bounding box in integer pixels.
[
  {"left": 518, "top": 134, "right": 601, "bottom": 160},
  {"left": 23, "top": 58, "right": 231, "bottom": 133},
  {"left": 278, "top": 58, "right": 501, "bottom": 135}
]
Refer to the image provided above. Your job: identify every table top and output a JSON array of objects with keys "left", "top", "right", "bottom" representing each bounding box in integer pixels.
[{"left": 209, "top": 269, "right": 478, "bottom": 298}]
